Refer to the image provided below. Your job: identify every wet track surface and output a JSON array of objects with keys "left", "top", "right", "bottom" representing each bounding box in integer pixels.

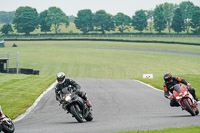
[{"left": 14, "top": 79, "right": 200, "bottom": 133}]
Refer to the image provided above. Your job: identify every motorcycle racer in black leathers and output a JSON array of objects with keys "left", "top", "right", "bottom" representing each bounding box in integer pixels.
[
  {"left": 163, "top": 72, "right": 199, "bottom": 107},
  {"left": 55, "top": 72, "right": 92, "bottom": 109}
]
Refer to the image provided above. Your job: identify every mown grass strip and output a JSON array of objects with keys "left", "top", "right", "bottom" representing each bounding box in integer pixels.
[
  {"left": 117, "top": 126, "right": 200, "bottom": 133},
  {"left": 0, "top": 74, "right": 55, "bottom": 119}
]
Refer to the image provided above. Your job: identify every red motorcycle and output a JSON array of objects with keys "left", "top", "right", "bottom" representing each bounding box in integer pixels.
[{"left": 172, "top": 84, "right": 199, "bottom": 116}]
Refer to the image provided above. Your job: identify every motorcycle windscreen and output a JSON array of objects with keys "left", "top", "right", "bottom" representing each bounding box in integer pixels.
[
  {"left": 173, "top": 84, "right": 182, "bottom": 93},
  {"left": 61, "top": 87, "right": 71, "bottom": 94}
]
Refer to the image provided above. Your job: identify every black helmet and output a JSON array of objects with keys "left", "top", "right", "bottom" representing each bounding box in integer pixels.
[
  {"left": 57, "top": 72, "right": 66, "bottom": 84},
  {"left": 164, "top": 72, "right": 172, "bottom": 83}
]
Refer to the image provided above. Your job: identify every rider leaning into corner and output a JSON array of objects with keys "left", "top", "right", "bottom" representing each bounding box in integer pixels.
[
  {"left": 55, "top": 72, "right": 92, "bottom": 109},
  {"left": 163, "top": 72, "right": 199, "bottom": 107}
]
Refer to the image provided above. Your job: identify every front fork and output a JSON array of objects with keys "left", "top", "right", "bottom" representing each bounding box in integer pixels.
[{"left": 180, "top": 93, "right": 197, "bottom": 111}]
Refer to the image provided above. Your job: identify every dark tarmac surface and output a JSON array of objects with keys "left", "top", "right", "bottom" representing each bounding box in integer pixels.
[
  {"left": 14, "top": 79, "right": 200, "bottom": 133},
  {"left": 68, "top": 46, "right": 200, "bottom": 56}
]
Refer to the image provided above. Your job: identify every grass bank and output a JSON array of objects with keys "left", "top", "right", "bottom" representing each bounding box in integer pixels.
[
  {"left": 117, "top": 126, "right": 200, "bottom": 133},
  {"left": 0, "top": 74, "right": 55, "bottom": 119}
]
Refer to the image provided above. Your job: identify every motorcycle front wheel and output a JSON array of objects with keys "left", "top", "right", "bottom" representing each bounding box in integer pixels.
[
  {"left": 85, "top": 112, "right": 93, "bottom": 121},
  {"left": 183, "top": 100, "right": 195, "bottom": 116},
  {"left": 70, "top": 103, "right": 84, "bottom": 123}
]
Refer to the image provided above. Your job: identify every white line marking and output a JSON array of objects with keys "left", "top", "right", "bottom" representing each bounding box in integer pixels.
[
  {"left": 13, "top": 81, "right": 57, "bottom": 122},
  {"left": 135, "top": 80, "right": 163, "bottom": 92}
]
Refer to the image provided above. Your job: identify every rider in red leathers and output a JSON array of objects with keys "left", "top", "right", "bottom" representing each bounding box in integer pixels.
[{"left": 163, "top": 72, "right": 199, "bottom": 107}]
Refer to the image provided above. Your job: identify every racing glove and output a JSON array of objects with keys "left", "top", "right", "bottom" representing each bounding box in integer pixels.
[
  {"left": 187, "top": 83, "right": 191, "bottom": 88},
  {"left": 167, "top": 95, "right": 173, "bottom": 100}
]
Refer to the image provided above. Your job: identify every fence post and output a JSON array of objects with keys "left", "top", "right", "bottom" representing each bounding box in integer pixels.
[
  {"left": 16, "top": 52, "right": 20, "bottom": 74},
  {"left": 6, "top": 52, "right": 10, "bottom": 73}
]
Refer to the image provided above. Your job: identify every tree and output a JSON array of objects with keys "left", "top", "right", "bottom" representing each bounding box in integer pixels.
[
  {"left": 132, "top": 10, "right": 147, "bottom": 32},
  {"left": 179, "top": 1, "right": 195, "bottom": 34},
  {"left": 162, "top": 3, "right": 177, "bottom": 33},
  {"left": 146, "top": 10, "right": 154, "bottom": 33},
  {"left": 93, "top": 10, "right": 114, "bottom": 34},
  {"left": 13, "top": 6, "right": 38, "bottom": 35},
  {"left": 1, "top": 23, "right": 13, "bottom": 35},
  {"left": 171, "top": 8, "right": 184, "bottom": 34},
  {"left": 46, "top": 7, "right": 69, "bottom": 34},
  {"left": 153, "top": 5, "right": 167, "bottom": 34},
  {"left": 191, "top": 7, "right": 200, "bottom": 34},
  {"left": 38, "top": 10, "right": 51, "bottom": 33},
  {"left": 74, "top": 9, "right": 93, "bottom": 34},
  {"left": 113, "top": 13, "right": 131, "bottom": 33}
]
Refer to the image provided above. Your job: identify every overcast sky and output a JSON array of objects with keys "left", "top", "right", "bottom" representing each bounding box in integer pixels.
[{"left": 0, "top": 0, "right": 200, "bottom": 17}]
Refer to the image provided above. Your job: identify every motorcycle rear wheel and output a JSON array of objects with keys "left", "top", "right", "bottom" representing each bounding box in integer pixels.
[
  {"left": 70, "top": 104, "right": 84, "bottom": 123},
  {"left": 183, "top": 100, "right": 195, "bottom": 116}
]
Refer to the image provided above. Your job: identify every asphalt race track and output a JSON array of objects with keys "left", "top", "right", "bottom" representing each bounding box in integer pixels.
[{"left": 14, "top": 79, "right": 200, "bottom": 133}]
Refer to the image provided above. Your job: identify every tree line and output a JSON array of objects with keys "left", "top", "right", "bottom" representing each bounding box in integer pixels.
[{"left": 0, "top": 1, "right": 200, "bottom": 35}]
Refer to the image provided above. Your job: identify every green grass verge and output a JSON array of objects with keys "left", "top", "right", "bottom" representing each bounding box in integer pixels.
[
  {"left": 2, "top": 41, "right": 200, "bottom": 77},
  {"left": 0, "top": 40, "right": 200, "bottom": 133},
  {"left": 0, "top": 74, "right": 55, "bottom": 119},
  {"left": 117, "top": 126, "right": 200, "bottom": 133},
  {"left": 4, "top": 40, "right": 200, "bottom": 52}
]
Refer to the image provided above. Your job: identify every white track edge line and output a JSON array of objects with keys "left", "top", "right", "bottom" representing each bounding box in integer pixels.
[
  {"left": 135, "top": 80, "right": 163, "bottom": 92},
  {"left": 13, "top": 81, "right": 57, "bottom": 122}
]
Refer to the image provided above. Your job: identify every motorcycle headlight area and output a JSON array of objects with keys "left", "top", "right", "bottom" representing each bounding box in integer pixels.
[
  {"left": 176, "top": 96, "right": 182, "bottom": 100},
  {"left": 65, "top": 95, "right": 72, "bottom": 102}
]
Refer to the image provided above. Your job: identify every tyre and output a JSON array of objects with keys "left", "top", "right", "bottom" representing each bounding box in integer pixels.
[
  {"left": 195, "top": 108, "right": 199, "bottom": 115},
  {"left": 70, "top": 104, "right": 83, "bottom": 123},
  {"left": 2, "top": 121, "right": 15, "bottom": 133},
  {"left": 183, "top": 100, "right": 195, "bottom": 116},
  {"left": 85, "top": 112, "right": 93, "bottom": 121},
  {"left": 0, "top": 124, "right": 2, "bottom": 132}
]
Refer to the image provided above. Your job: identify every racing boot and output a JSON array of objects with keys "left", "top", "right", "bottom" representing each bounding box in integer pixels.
[
  {"left": 189, "top": 88, "right": 199, "bottom": 102},
  {"left": 81, "top": 92, "right": 92, "bottom": 110},
  {"left": 195, "top": 96, "right": 199, "bottom": 102}
]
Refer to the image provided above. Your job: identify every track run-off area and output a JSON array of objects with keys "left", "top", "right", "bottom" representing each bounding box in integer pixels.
[{"left": 14, "top": 79, "right": 200, "bottom": 133}]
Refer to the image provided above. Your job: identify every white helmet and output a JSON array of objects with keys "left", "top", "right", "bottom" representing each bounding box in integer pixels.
[{"left": 57, "top": 72, "right": 66, "bottom": 84}]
